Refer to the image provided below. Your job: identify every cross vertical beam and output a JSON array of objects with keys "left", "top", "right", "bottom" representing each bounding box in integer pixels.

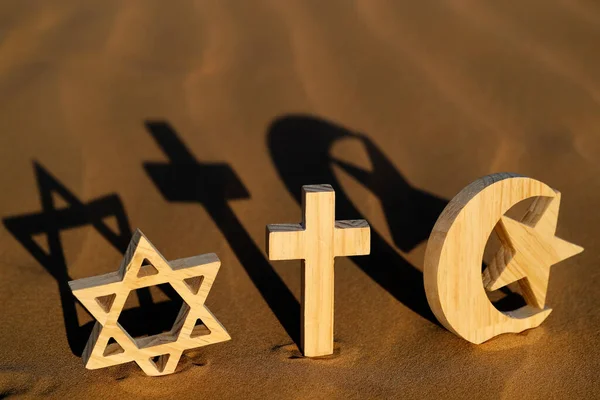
[{"left": 267, "top": 184, "right": 370, "bottom": 357}]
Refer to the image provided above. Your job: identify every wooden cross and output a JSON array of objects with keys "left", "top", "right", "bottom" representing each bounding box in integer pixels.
[{"left": 266, "top": 184, "right": 370, "bottom": 357}]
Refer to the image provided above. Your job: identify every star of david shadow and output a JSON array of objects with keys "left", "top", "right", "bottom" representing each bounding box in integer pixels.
[
  {"left": 267, "top": 115, "right": 524, "bottom": 324},
  {"left": 2, "top": 162, "right": 183, "bottom": 356},
  {"left": 143, "top": 121, "right": 302, "bottom": 346}
]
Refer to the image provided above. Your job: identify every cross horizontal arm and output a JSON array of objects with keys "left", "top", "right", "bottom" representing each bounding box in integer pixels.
[
  {"left": 266, "top": 223, "right": 305, "bottom": 260},
  {"left": 334, "top": 220, "right": 370, "bottom": 257}
]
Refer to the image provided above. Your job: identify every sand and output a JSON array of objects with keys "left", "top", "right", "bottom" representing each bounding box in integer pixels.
[{"left": 0, "top": 0, "right": 599, "bottom": 398}]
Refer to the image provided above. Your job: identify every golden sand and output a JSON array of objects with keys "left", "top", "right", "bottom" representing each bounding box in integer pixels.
[{"left": 0, "top": 1, "right": 598, "bottom": 398}]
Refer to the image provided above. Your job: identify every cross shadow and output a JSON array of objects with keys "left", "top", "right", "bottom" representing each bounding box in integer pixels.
[
  {"left": 267, "top": 115, "right": 449, "bottom": 324},
  {"left": 143, "top": 121, "right": 302, "bottom": 345},
  {"left": 2, "top": 162, "right": 181, "bottom": 356}
]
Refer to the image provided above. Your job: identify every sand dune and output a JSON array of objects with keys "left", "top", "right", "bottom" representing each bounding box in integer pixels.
[{"left": 0, "top": 1, "right": 598, "bottom": 398}]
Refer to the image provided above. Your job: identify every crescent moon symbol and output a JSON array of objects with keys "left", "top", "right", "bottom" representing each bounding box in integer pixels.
[{"left": 424, "top": 173, "right": 583, "bottom": 344}]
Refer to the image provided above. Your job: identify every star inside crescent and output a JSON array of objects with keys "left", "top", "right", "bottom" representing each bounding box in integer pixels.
[
  {"left": 69, "top": 229, "right": 230, "bottom": 376},
  {"left": 482, "top": 192, "right": 583, "bottom": 309}
]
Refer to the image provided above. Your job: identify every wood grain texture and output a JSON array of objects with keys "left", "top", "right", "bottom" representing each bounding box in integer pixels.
[
  {"left": 266, "top": 184, "right": 370, "bottom": 357},
  {"left": 424, "top": 173, "right": 583, "bottom": 344},
  {"left": 68, "top": 229, "right": 230, "bottom": 376}
]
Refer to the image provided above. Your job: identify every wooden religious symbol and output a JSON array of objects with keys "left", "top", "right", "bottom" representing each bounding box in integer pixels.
[
  {"left": 266, "top": 184, "right": 370, "bottom": 357},
  {"left": 424, "top": 173, "right": 583, "bottom": 344},
  {"left": 69, "top": 229, "right": 230, "bottom": 376}
]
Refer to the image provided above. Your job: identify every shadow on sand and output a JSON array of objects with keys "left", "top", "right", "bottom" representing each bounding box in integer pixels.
[
  {"left": 143, "top": 121, "right": 302, "bottom": 346},
  {"left": 3, "top": 162, "right": 183, "bottom": 356},
  {"left": 267, "top": 115, "right": 448, "bottom": 324}
]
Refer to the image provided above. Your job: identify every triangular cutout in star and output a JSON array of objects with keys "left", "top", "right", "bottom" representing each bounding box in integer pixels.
[
  {"left": 183, "top": 276, "right": 203, "bottom": 295},
  {"left": 191, "top": 318, "right": 211, "bottom": 337},
  {"left": 31, "top": 233, "right": 50, "bottom": 255},
  {"left": 137, "top": 258, "right": 159, "bottom": 278},
  {"left": 51, "top": 190, "right": 70, "bottom": 209},
  {"left": 95, "top": 293, "right": 117, "bottom": 313},
  {"left": 103, "top": 337, "right": 124, "bottom": 357},
  {"left": 149, "top": 354, "right": 170, "bottom": 373},
  {"left": 101, "top": 215, "right": 119, "bottom": 234}
]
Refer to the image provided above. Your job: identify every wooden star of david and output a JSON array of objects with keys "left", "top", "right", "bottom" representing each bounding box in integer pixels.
[{"left": 68, "top": 229, "right": 231, "bottom": 376}]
